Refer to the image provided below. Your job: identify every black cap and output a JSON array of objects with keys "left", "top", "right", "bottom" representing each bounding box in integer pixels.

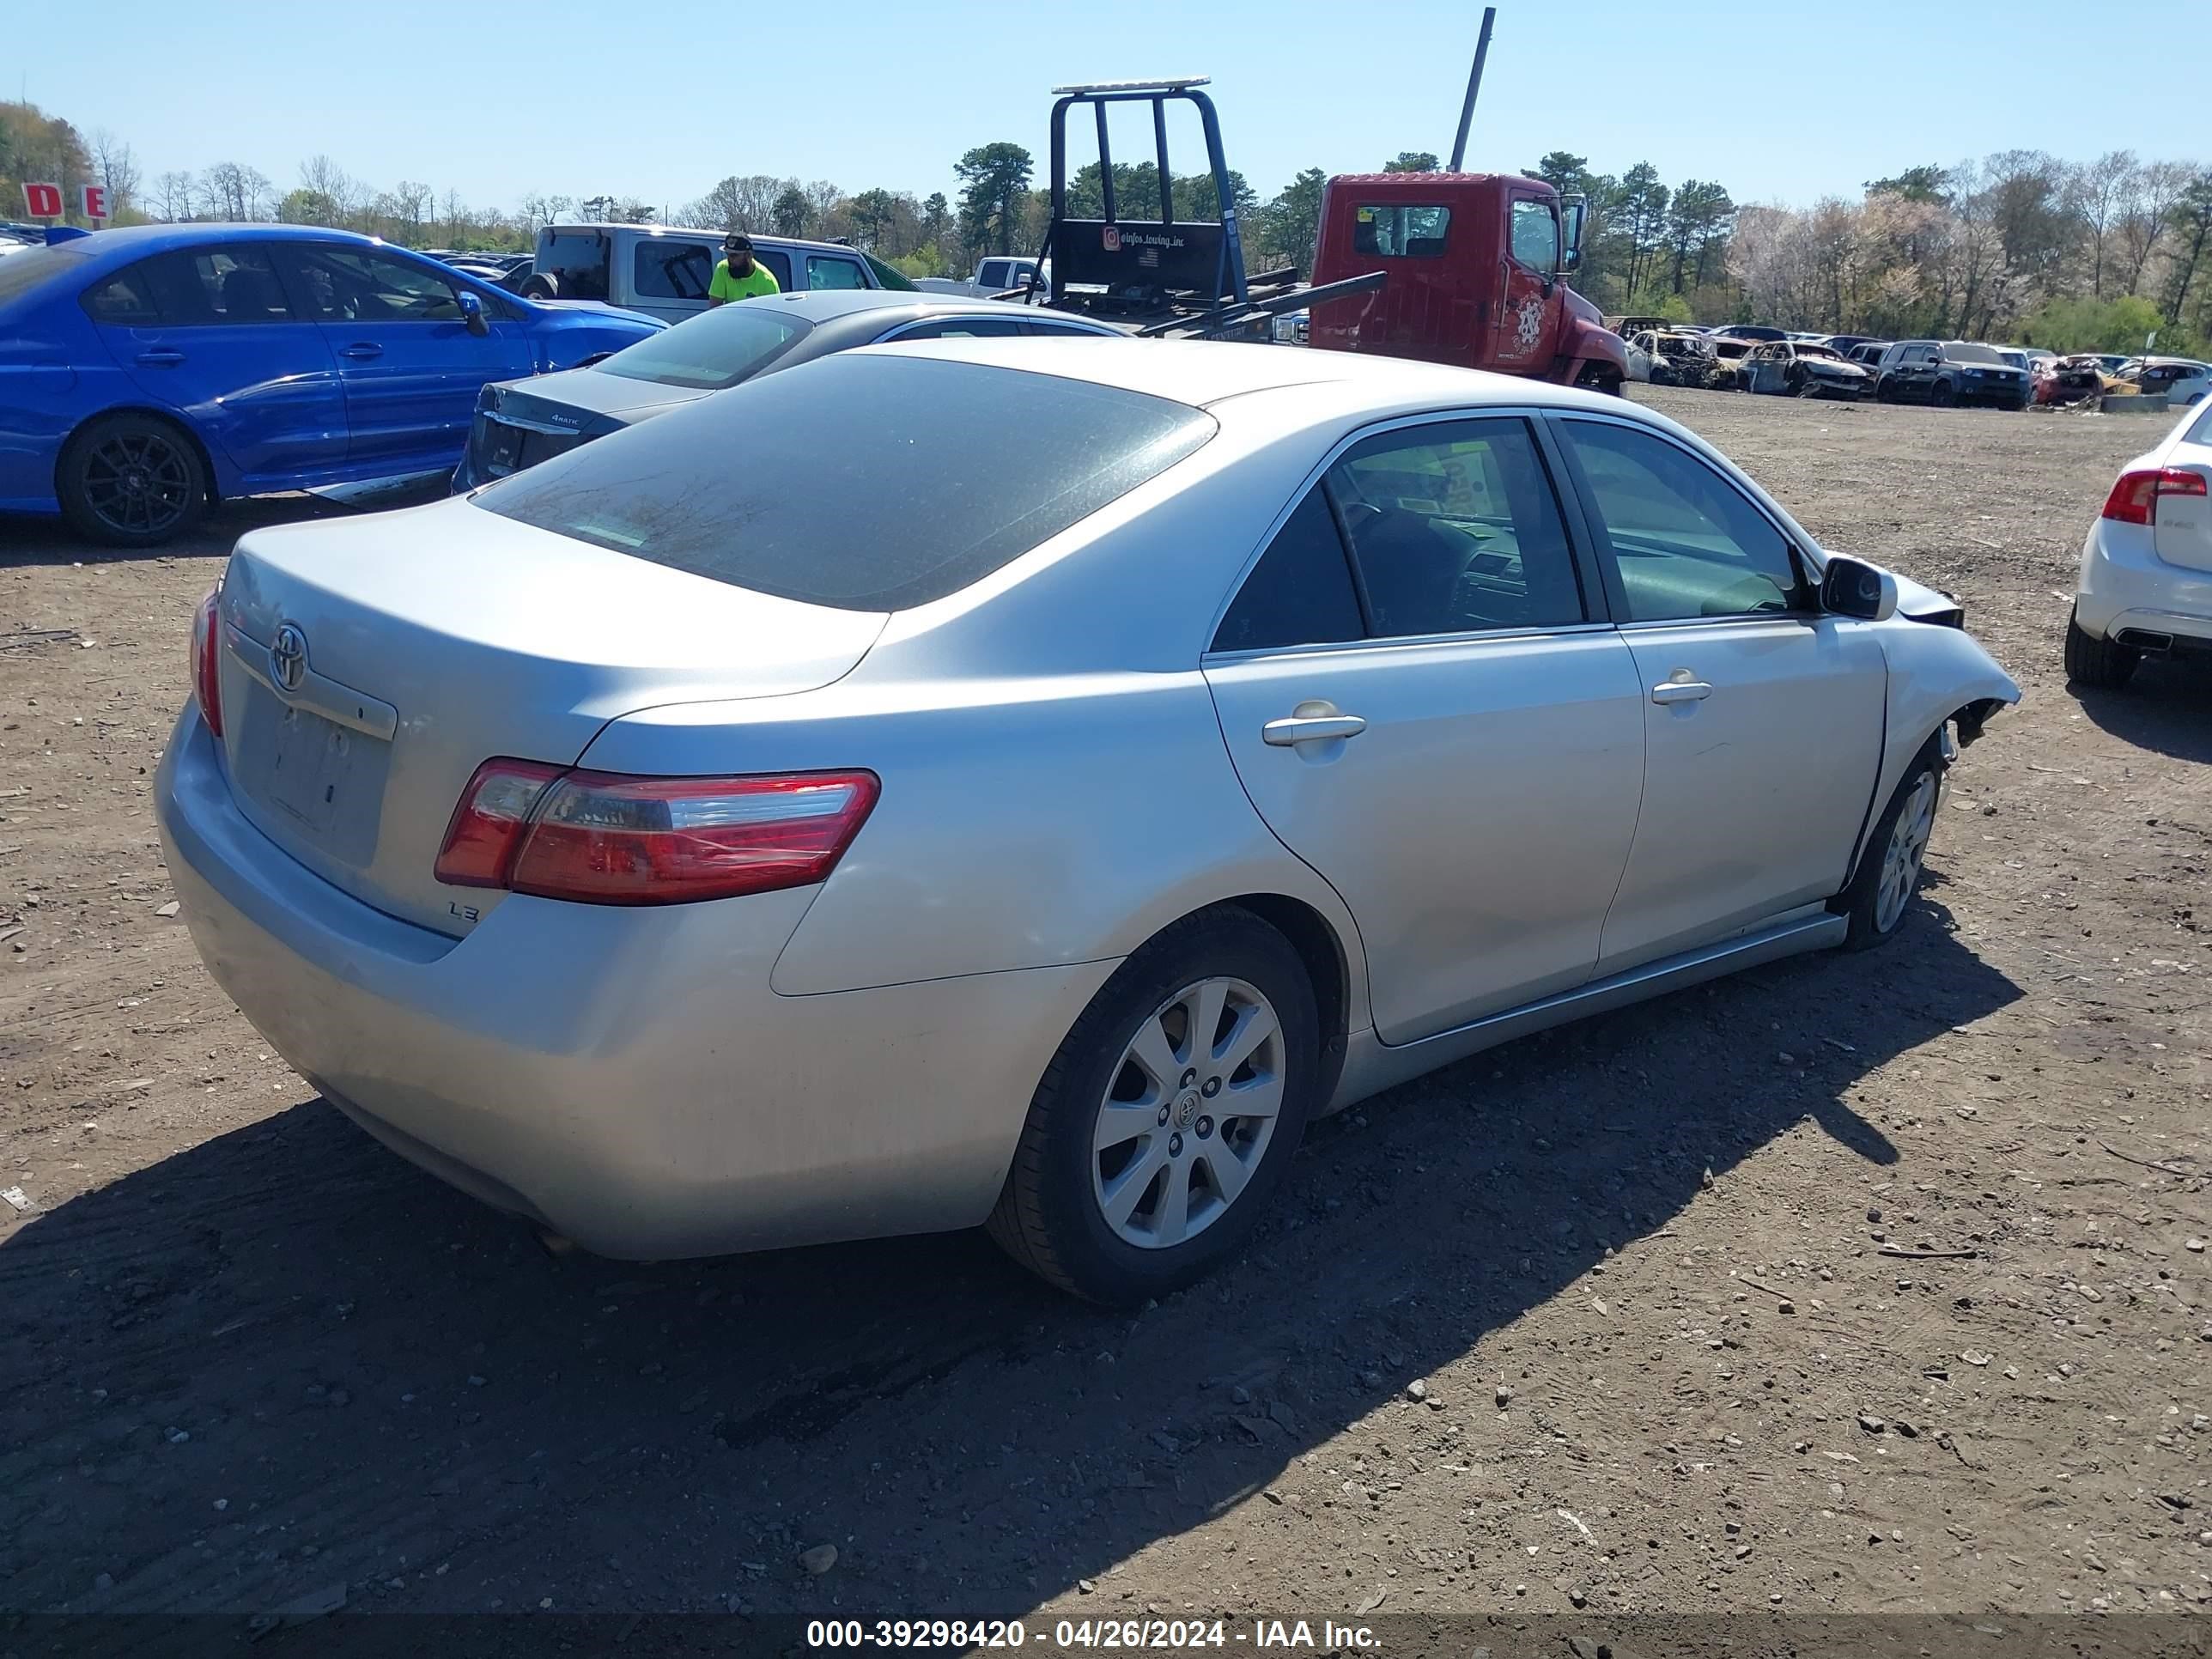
[{"left": 725, "top": 233, "right": 752, "bottom": 250}]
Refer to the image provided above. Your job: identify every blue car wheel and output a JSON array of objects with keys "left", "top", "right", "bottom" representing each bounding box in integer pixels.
[{"left": 59, "top": 413, "right": 210, "bottom": 547}]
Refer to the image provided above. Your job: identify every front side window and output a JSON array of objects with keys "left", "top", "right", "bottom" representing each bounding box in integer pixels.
[
  {"left": 1560, "top": 419, "right": 1804, "bottom": 623},
  {"left": 806, "top": 255, "right": 868, "bottom": 290},
  {"left": 1352, "top": 204, "right": 1452, "bottom": 258},
  {"left": 634, "top": 240, "right": 715, "bottom": 301},
  {"left": 1327, "top": 418, "right": 1583, "bottom": 638},
  {"left": 1508, "top": 198, "right": 1559, "bottom": 272},
  {"left": 286, "top": 246, "right": 463, "bottom": 322},
  {"left": 476, "top": 355, "right": 1215, "bottom": 611}
]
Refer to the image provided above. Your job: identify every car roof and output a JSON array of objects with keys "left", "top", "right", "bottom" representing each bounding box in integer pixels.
[
  {"left": 857, "top": 335, "right": 1630, "bottom": 415},
  {"left": 36, "top": 222, "right": 424, "bottom": 261},
  {"left": 544, "top": 223, "right": 871, "bottom": 256}
]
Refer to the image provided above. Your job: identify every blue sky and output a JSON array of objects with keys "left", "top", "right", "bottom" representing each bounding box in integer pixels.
[{"left": 15, "top": 0, "right": 2203, "bottom": 216}]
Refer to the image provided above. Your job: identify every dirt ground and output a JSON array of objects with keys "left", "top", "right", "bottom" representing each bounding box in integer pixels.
[{"left": 1, "top": 388, "right": 2207, "bottom": 1647}]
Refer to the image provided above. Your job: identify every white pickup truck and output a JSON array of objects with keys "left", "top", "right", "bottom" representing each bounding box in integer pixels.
[
  {"left": 915, "top": 256, "right": 1045, "bottom": 300},
  {"left": 522, "top": 222, "right": 915, "bottom": 325}
]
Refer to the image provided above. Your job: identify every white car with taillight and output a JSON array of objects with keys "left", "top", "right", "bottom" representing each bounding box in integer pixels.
[{"left": 2067, "top": 398, "right": 2212, "bottom": 688}]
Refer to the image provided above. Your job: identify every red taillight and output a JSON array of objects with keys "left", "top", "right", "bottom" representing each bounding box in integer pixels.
[
  {"left": 434, "top": 762, "right": 879, "bottom": 906},
  {"left": 434, "top": 759, "right": 568, "bottom": 888},
  {"left": 2101, "top": 466, "right": 2209, "bottom": 526},
  {"left": 189, "top": 586, "right": 223, "bottom": 738}
]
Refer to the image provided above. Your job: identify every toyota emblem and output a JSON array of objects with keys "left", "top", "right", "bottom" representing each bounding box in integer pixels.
[{"left": 270, "top": 624, "right": 307, "bottom": 694}]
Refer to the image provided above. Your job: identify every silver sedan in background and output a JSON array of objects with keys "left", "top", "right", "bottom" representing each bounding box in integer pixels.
[{"left": 158, "top": 340, "right": 2019, "bottom": 1304}]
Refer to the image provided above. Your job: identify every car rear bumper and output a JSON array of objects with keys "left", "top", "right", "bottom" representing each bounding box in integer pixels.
[
  {"left": 2077, "top": 521, "right": 2212, "bottom": 644},
  {"left": 155, "top": 712, "right": 1113, "bottom": 1259}
]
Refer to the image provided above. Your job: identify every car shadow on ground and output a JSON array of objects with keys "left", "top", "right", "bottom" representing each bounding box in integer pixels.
[
  {"left": 0, "top": 902, "right": 2020, "bottom": 1626},
  {"left": 2071, "top": 658, "right": 2212, "bottom": 765}
]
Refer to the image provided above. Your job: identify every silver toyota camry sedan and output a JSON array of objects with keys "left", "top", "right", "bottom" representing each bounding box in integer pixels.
[{"left": 157, "top": 339, "right": 2020, "bottom": 1304}]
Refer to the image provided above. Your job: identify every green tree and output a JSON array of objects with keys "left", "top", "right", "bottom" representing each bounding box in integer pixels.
[
  {"left": 921, "top": 191, "right": 950, "bottom": 249},
  {"left": 771, "top": 183, "right": 810, "bottom": 237},
  {"left": 1252, "top": 166, "right": 1328, "bottom": 275},
  {"left": 1663, "top": 179, "right": 1735, "bottom": 293},
  {"left": 954, "top": 141, "right": 1033, "bottom": 258},
  {"left": 1864, "top": 164, "right": 1949, "bottom": 204},
  {"left": 1383, "top": 151, "right": 1439, "bottom": 173},
  {"left": 847, "top": 187, "right": 897, "bottom": 252}
]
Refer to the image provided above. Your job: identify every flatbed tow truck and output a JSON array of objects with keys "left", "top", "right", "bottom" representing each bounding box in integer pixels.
[{"left": 1020, "top": 76, "right": 1626, "bottom": 388}]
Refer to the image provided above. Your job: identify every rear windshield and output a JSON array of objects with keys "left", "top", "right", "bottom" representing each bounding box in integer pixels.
[
  {"left": 594, "top": 303, "right": 811, "bottom": 390},
  {"left": 0, "top": 242, "right": 89, "bottom": 308},
  {"left": 474, "top": 354, "right": 1215, "bottom": 611}
]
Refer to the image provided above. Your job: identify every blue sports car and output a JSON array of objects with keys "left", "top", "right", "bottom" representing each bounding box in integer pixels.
[{"left": 0, "top": 223, "right": 662, "bottom": 545}]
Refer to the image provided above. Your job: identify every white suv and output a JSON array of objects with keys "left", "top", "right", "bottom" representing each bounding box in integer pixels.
[{"left": 2068, "top": 398, "right": 2212, "bottom": 688}]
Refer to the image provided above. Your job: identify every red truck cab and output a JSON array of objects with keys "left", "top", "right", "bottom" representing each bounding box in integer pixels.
[{"left": 1309, "top": 172, "right": 1626, "bottom": 389}]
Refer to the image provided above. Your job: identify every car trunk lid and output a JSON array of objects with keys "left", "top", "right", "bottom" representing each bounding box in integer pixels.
[
  {"left": 2154, "top": 442, "right": 2212, "bottom": 574},
  {"left": 211, "top": 497, "right": 885, "bottom": 936}
]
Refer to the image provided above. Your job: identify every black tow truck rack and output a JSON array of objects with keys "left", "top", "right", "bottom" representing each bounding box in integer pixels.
[{"left": 1024, "top": 77, "right": 1384, "bottom": 341}]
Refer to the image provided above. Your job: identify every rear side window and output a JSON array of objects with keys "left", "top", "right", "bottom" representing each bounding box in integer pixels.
[
  {"left": 750, "top": 248, "right": 793, "bottom": 290},
  {"left": 476, "top": 355, "right": 1216, "bottom": 611},
  {"left": 538, "top": 232, "right": 610, "bottom": 300},
  {"left": 1330, "top": 418, "right": 1583, "bottom": 637},
  {"left": 1212, "top": 489, "right": 1363, "bottom": 653},
  {"left": 1352, "top": 205, "right": 1451, "bottom": 258},
  {"left": 634, "top": 240, "right": 715, "bottom": 301},
  {"left": 82, "top": 260, "right": 167, "bottom": 325},
  {"left": 186, "top": 248, "right": 294, "bottom": 321}
]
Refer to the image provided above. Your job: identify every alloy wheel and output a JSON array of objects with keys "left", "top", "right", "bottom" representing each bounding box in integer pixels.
[
  {"left": 1875, "top": 771, "right": 1940, "bottom": 933},
  {"left": 1090, "top": 976, "right": 1286, "bottom": 1250},
  {"left": 82, "top": 432, "right": 194, "bottom": 537}
]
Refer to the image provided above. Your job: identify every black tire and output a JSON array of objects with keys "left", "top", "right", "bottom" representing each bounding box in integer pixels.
[
  {"left": 520, "top": 273, "right": 559, "bottom": 301},
  {"left": 1834, "top": 740, "right": 1947, "bottom": 951},
  {"left": 2063, "top": 606, "right": 2139, "bottom": 690},
  {"left": 1929, "top": 378, "right": 1956, "bottom": 407},
  {"left": 57, "top": 413, "right": 209, "bottom": 547},
  {"left": 987, "top": 906, "right": 1322, "bottom": 1305}
]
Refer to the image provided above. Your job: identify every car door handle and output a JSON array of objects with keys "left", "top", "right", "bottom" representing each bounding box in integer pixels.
[
  {"left": 1650, "top": 679, "right": 1714, "bottom": 704},
  {"left": 134, "top": 349, "right": 186, "bottom": 366},
  {"left": 1262, "top": 709, "right": 1368, "bottom": 746},
  {"left": 338, "top": 343, "right": 383, "bottom": 360}
]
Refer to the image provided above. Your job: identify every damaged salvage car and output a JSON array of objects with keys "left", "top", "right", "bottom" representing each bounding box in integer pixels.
[
  {"left": 1632, "top": 329, "right": 1737, "bottom": 391},
  {"left": 1742, "top": 339, "right": 1871, "bottom": 399},
  {"left": 158, "top": 339, "right": 2018, "bottom": 1304}
]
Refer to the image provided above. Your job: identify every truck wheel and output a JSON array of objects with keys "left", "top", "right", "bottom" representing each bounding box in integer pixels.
[
  {"left": 1929, "top": 379, "right": 1956, "bottom": 407},
  {"left": 520, "top": 273, "right": 559, "bottom": 301},
  {"left": 1573, "top": 364, "right": 1624, "bottom": 396}
]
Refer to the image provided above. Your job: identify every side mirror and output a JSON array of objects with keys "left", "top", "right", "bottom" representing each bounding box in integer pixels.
[
  {"left": 458, "top": 290, "right": 489, "bottom": 337},
  {"left": 1561, "top": 246, "right": 1582, "bottom": 273},
  {"left": 1820, "top": 556, "right": 1898, "bottom": 622}
]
